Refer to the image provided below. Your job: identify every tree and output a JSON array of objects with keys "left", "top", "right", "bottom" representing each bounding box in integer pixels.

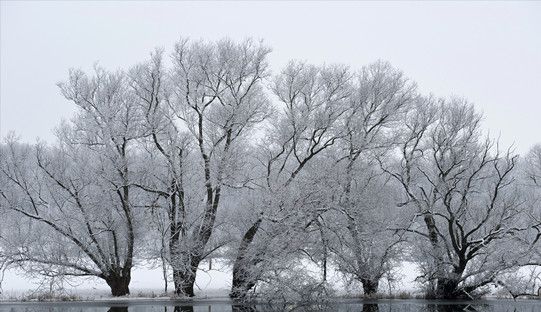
[
  {"left": 0, "top": 65, "right": 147, "bottom": 296},
  {"left": 325, "top": 61, "right": 416, "bottom": 295},
  {"left": 524, "top": 144, "right": 541, "bottom": 258},
  {"left": 494, "top": 144, "right": 541, "bottom": 298},
  {"left": 327, "top": 167, "right": 405, "bottom": 296},
  {"left": 129, "top": 38, "right": 272, "bottom": 296},
  {"left": 384, "top": 98, "right": 526, "bottom": 298},
  {"left": 1, "top": 37, "right": 536, "bottom": 301},
  {"left": 229, "top": 61, "right": 352, "bottom": 299}
]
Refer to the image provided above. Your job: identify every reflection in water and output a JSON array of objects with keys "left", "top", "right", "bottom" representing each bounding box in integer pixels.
[
  {"left": 0, "top": 301, "right": 531, "bottom": 312},
  {"left": 232, "top": 303, "right": 492, "bottom": 312},
  {"left": 107, "top": 308, "right": 128, "bottom": 312},
  {"left": 165, "top": 303, "right": 488, "bottom": 312},
  {"left": 362, "top": 303, "right": 379, "bottom": 312},
  {"left": 436, "top": 304, "right": 480, "bottom": 312},
  {"left": 431, "top": 305, "right": 481, "bottom": 312},
  {"left": 232, "top": 305, "right": 257, "bottom": 312}
]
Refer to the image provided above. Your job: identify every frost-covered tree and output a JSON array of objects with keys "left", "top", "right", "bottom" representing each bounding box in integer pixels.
[
  {"left": 229, "top": 61, "right": 351, "bottom": 299},
  {"left": 324, "top": 61, "right": 416, "bottom": 295},
  {"left": 0, "top": 65, "right": 147, "bottom": 296},
  {"left": 494, "top": 144, "right": 541, "bottom": 298},
  {"left": 384, "top": 99, "right": 526, "bottom": 298},
  {"left": 1, "top": 37, "right": 537, "bottom": 301},
  {"left": 129, "top": 38, "right": 272, "bottom": 296},
  {"left": 326, "top": 166, "right": 405, "bottom": 296},
  {"left": 524, "top": 144, "right": 541, "bottom": 257}
]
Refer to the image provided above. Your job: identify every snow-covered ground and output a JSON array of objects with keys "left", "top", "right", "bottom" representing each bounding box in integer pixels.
[{"left": 0, "top": 261, "right": 422, "bottom": 300}]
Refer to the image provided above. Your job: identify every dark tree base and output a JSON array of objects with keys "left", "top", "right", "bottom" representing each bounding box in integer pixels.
[
  {"left": 173, "top": 270, "right": 197, "bottom": 297},
  {"left": 361, "top": 278, "right": 379, "bottom": 296},
  {"left": 105, "top": 275, "right": 131, "bottom": 297}
]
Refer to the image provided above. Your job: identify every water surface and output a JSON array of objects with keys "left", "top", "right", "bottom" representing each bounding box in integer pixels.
[{"left": 1, "top": 299, "right": 540, "bottom": 312}]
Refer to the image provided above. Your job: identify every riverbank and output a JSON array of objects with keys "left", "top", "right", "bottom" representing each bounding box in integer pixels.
[{"left": 1, "top": 294, "right": 540, "bottom": 305}]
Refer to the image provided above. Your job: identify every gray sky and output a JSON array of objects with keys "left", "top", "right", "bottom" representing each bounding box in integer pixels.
[{"left": 1, "top": 1, "right": 540, "bottom": 154}]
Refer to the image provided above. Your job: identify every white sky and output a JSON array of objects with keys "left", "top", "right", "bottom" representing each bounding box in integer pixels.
[
  {"left": 1, "top": 0, "right": 539, "bottom": 292},
  {"left": 1, "top": 1, "right": 540, "bottom": 154}
]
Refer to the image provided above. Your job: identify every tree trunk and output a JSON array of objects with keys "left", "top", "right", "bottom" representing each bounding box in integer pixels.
[
  {"left": 105, "top": 273, "right": 131, "bottom": 296},
  {"left": 230, "top": 218, "right": 262, "bottom": 299},
  {"left": 435, "top": 277, "right": 461, "bottom": 299},
  {"left": 173, "top": 268, "right": 197, "bottom": 297},
  {"left": 425, "top": 280, "right": 437, "bottom": 299},
  {"left": 161, "top": 253, "right": 168, "bottom": 293},
  {"left": 231, "top": 275, "right": 258, "bottom": 300},
  {"left": 179, "top": 275, "right": 196, "bottom": 297},
  {"left": 169, "top": 241, "right": 204, "bottom": 297},
  {"left": 169, "top": 207, "right": 200, "bottom": 298},
  {"left": 422, "top": 212, "right": 453, "bottom": 299},
  {"left": 361, "top": 278, "right": 379, "bottom": 296},
  {"left": 322, "top": 253, "right": 327, "bottom": 282}
]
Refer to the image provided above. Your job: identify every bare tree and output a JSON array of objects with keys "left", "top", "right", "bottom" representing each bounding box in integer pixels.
[
  {"left": 129, "top": 38, "right": 272, "bottom": 296},
  {"left": 524, "top": 144, "right": 541, "bottom": 257},
  {"left": 384, "top": 99, "right": 525, "bottom": 298},
  {"left": 1, "top": 37, "right": 537, "bottom": 301},
  {"left": 229, "top": 61, "right": 352, "bottom": 299},
  {"left": 494, "top": 144, "right": 541, "bottom": 298},
  {"left": 0, "top": 66, "right": 146, "bottom": 296},
  {"left": 325, "top": 61, "right": 416, "bottom": 295},
  {"left": 327, "top": 166, "right": 405, "bottom": 296}
]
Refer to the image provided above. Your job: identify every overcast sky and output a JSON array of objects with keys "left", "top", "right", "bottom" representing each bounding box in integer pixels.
[{"left": 1, "top": 1, "right": 540, "bottom": 156}]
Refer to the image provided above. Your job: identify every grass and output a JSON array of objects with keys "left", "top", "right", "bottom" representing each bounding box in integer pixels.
[{"left": 19, "top": 292, "right": 82, "bottom": 302}]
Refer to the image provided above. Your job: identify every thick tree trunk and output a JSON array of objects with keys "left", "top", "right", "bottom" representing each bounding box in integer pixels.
[
  {"left": 172, "top": 267, "right": 197, "bottom": 297},
  {"left": 179, "top": 274, "right": 196, "bottom": 297},
  {"left": 424, "top": 276, "right": 463, "bottom": 299},
  {"left": 105, "top": 273, "right": 131, "bottom": 296},
  {"left": 422, "top": 212, "right": 455, "bottom": 300},
  {"left": 169, "top": 242, "right": 205, "bottom": 297},
  {"left": 425, "top": 280, "right": 438, "bottom": 299},
  {"left": 231, "top": 275, "right": 257, "bottom": 300},
  {"left": 435, "top": 277, "right": 461, "bottom": 299},
  {"left": 162, "top": 256, "right": 168, "bottom": 293},
  {"left": 361, "top": 278, "right": 379, "bottom": 296},
  {"left": 169, "top": 200, "right": 200, "bottom": 298},
  {"left": 230, "top": 218, "right": 262, "bottom": 299}
]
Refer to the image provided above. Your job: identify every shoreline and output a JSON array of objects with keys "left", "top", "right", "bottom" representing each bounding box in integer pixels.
[{"left": 0, "top": 297, "right": 539, "bottom": 306}]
